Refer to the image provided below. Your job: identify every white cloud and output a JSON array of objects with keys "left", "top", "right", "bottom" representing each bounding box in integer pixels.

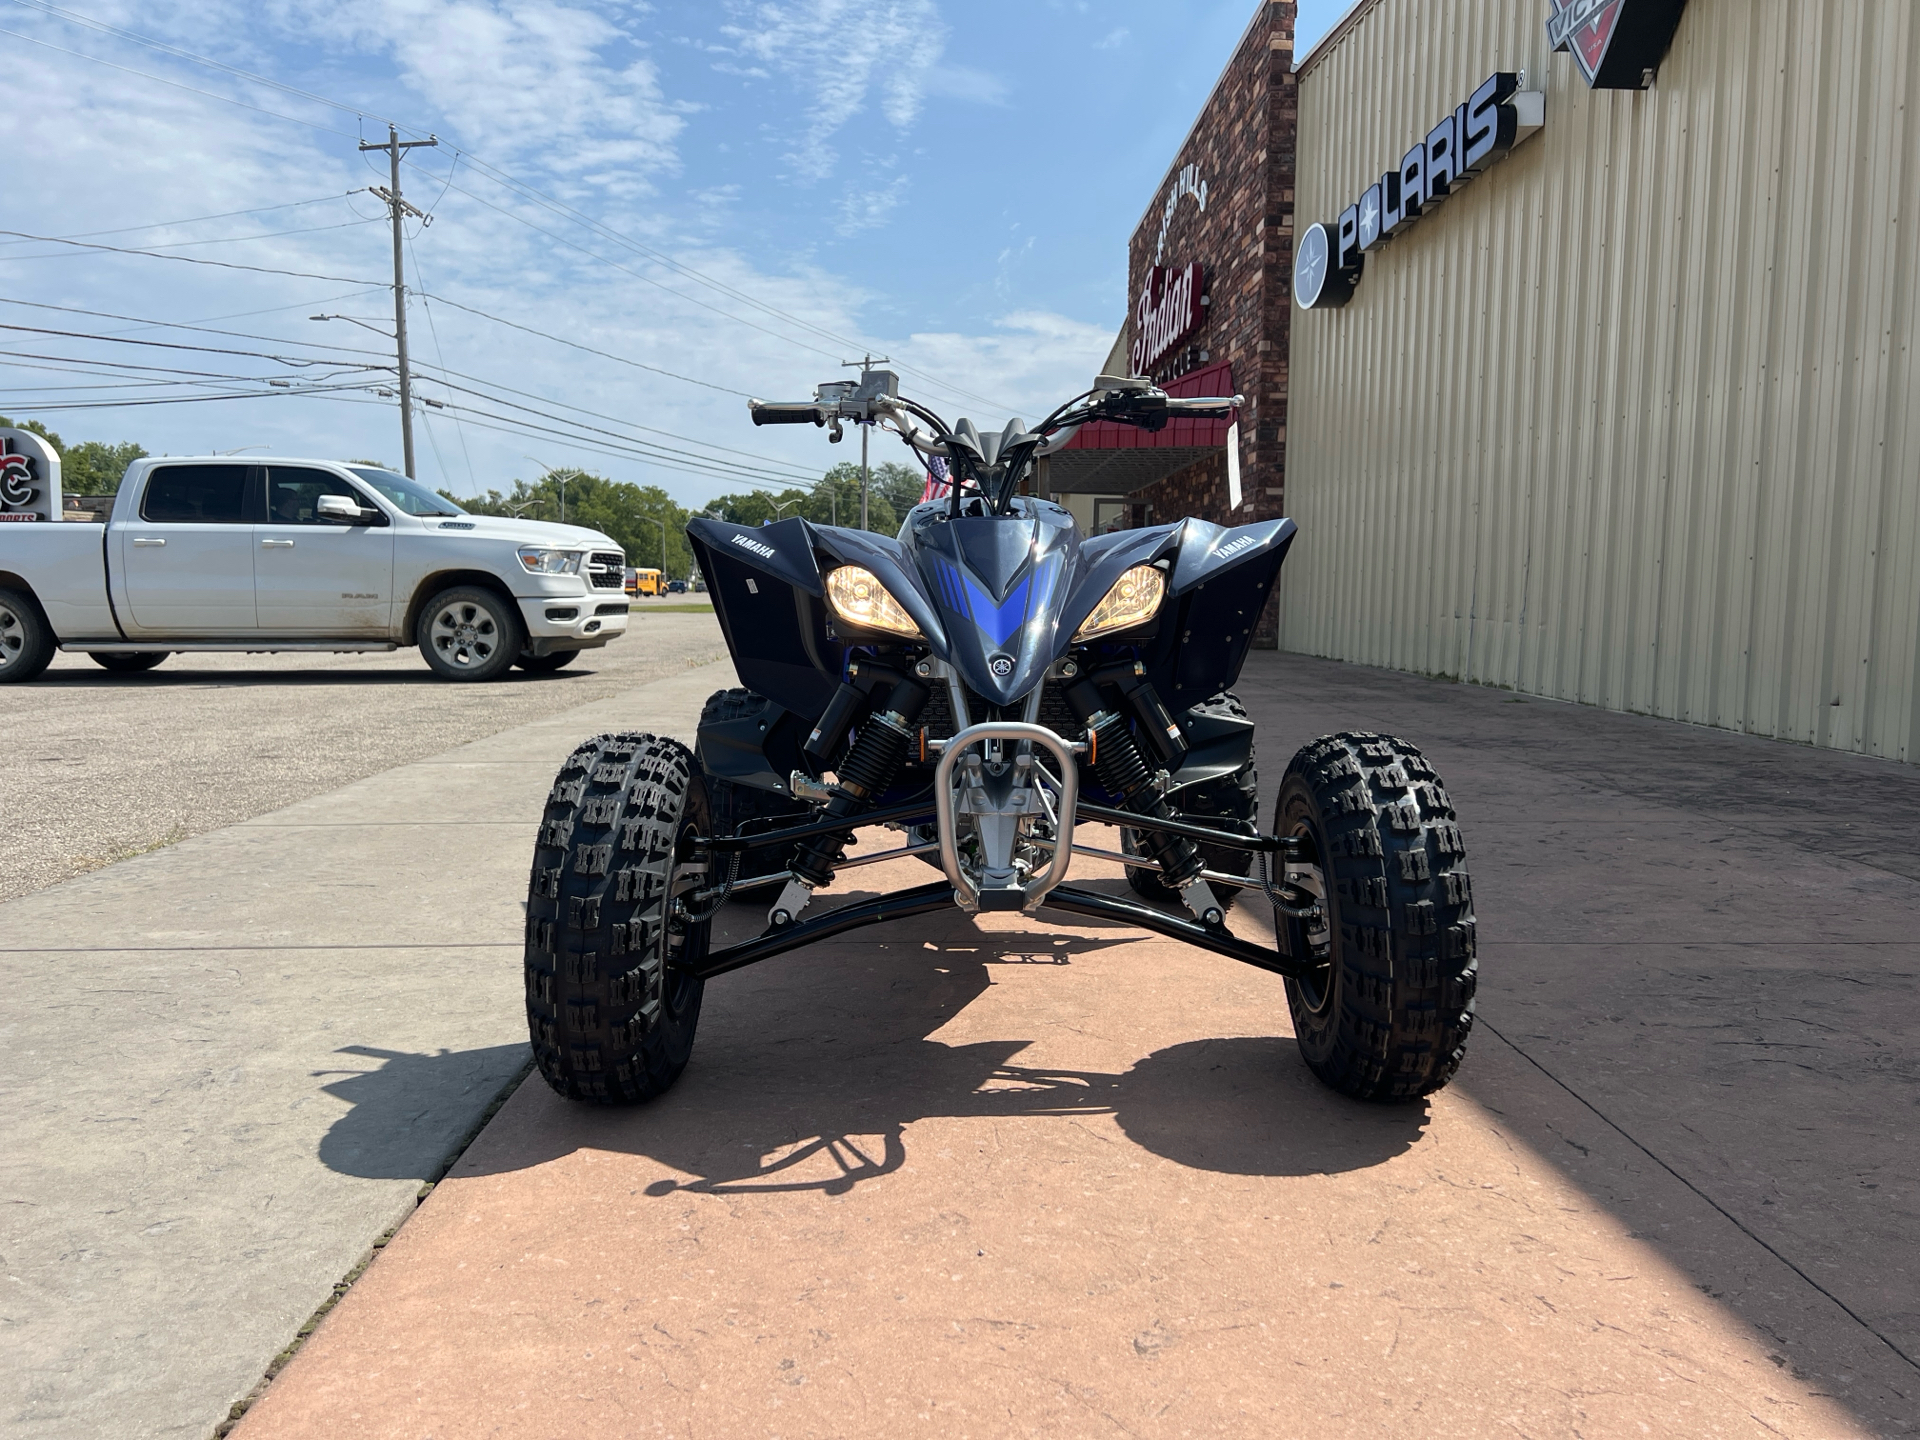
[
  {"left": 723, "top": 0, "right": 947, "bottom": 181},
  {"left": 1094, "top": 26, "right": 1129, "bottom": 49},
  {"left": 835, "top": 175, "right": 910, "bottom": 235},
  {"left": 272, "top": 0, "right": 685, "bottom": 183}
]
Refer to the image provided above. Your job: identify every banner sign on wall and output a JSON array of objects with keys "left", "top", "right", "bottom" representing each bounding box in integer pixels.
[
  {"left": 1295, "top": 72, "right": 1543, "bottom": 312},
  {"left": 1546, "top": 0, "right": 1690, "bottom": 90}
]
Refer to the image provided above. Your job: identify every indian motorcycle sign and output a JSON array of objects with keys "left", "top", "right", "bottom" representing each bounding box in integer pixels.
[
  {"left": 1131, "top": 261, "right": 1206, "bottom": 377},
  {"left": 1295, "top": 71, "right": 1544, "bottom": 312}
]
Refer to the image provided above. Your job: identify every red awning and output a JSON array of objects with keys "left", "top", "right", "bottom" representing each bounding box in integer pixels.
[{"left": 1045, "top": 361, "right": 1234, "bottom": 495}]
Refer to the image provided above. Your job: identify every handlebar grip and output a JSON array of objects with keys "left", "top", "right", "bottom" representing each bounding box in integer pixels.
[{"left": 749, "top": 400, "right": 826, "bottom": 427}]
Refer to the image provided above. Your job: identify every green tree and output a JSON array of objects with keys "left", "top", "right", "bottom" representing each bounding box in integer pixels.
[
  {"left": 60, "top": 441, "right": 148, "bottom": 493},
  {"left": 702, "top": 459, "right": 928, "bottom": 537},
  {"left": 0, "top": 418, "right": 147, "bottom": 494},
  {"left": 452, "top": 471, "right": 696, "bottom": 578}
]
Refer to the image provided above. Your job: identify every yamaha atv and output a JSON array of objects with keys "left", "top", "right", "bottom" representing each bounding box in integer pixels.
[{"left": 523, "top": 371, "right": 1476, "bottom": 1108}]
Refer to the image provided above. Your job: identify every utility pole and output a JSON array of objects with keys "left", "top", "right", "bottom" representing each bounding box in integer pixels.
[
  {"left": 360, "top": 124, "right": 438, "bottom": 479},
  {"left": 842, "top": 353, "right": 891, "bottom": 531}
]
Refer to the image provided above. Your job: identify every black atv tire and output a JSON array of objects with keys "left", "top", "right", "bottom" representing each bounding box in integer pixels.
[
  {"left": 90, "top": 651, "right": 168, "bottom": 673},
  {"left": 698, "top": 687, "right": 810, "bottom": 888},
  {"left": 1276, "top": 732, "right": 1476, "bottom": 1102},
  {"left": 0, "top": 588, "right": 54, "bottom": 684},
  {"left": 525, "top": 732, "right": 711, "bottom": 1105},
  {"left": 515, "top": 649, "right": 579, "bottom": 674},
  {"left": 1124, "top": 692, "right": 1258, "bottom": 913}
]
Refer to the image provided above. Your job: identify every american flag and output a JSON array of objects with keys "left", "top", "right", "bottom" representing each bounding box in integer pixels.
[{"left": 920, "top": 454, "right": 951, "bottom": 504}]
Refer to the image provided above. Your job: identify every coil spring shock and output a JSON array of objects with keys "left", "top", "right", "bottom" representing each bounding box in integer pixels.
[
  {"left": 789, "top": 680, "right": 925, "bottom": 888},
  {"left": 1075, "top": 697, "right": 1205, "bottom": 888}
]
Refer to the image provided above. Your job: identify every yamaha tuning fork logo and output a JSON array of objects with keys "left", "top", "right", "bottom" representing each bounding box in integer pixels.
[{"left": 1547, "top": 0, "right": 1691, "bottom": 90}]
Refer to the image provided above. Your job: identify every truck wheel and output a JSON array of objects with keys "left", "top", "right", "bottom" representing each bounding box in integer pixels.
[
  {"left": 418, "top": 585, "right": 522, "bottom": 682},
  {"left": 89, "top": 652, "right": 168, "bottom": 673},
  {"left": 515, "top": 649, "right": 579, "bottom": 674},
  {"left": 525, "top": 732, "right": 711, "bottom": 1105},
  {"left": 1276, "top": 732, "right": 1476, "bottom": 1103},
  {"left": 0, "top": 589, "right": 54, "bottom": 684},
  {"left": 698, "top": 687, "right": 810, "bottom": 889},
  {"left": 1124, "top": 692, "right": 1258, "bottom": 913}
]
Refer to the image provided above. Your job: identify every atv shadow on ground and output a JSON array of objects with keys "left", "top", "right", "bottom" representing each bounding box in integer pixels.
[
  {"left": 313, "top": 1042, "right": 530, "bottom": 1181},
  {"left": 451, "top": 893, "right": 1430, "bottom": 1193}
]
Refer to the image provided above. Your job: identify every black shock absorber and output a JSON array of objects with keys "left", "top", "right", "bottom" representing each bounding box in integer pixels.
[
  {"left": 1065, "top": 677, "right": 1205, "bottom": 889},
  {"left": 788, "top": 672, "right": 929, "bottom": 888}
]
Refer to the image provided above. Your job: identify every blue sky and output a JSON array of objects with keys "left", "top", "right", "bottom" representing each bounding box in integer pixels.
[{"left": 0, "top": 0, "right": 1346, "bottom": 505}]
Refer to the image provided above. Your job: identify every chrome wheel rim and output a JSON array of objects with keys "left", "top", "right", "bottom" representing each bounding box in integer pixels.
[
  {"left": 429, "top": 601, "right": 499, "bottom": 668},
  {"left": 0, "top": 602, "right": 24, "bottom": 671}
]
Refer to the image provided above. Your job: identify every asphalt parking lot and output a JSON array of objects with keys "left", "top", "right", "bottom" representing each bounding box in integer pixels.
[{"left": 0, "top": 609, "right": 723, "bottom": 903}]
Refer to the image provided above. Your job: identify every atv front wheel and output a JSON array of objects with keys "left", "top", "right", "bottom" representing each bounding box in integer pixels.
[
  {"left": 1124, "top": 691, "right": 1259, "bottom": 912},
  {"left": 1276, "top": 732, "right": 1476, "bottom": 1102},
  {"left": 525, "top": 732, "right": 710, "bottom": 1104}
]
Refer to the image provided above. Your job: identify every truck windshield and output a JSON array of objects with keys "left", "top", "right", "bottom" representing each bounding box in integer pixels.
[{"left": 347, "top": 467, "right": 466, "bottom": 517}]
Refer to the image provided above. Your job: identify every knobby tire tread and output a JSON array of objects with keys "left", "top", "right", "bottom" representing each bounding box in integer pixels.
[
  {"left": 524, "top": 731, "right": 709, "bottom": 1105},
  {"left": 1280, "top": 731, "right": 1477, "bottom": 1102}
]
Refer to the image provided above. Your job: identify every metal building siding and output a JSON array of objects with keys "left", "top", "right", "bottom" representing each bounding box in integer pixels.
[{"left": 1282, "top": 0, "right": 1920, "bottom": 760}]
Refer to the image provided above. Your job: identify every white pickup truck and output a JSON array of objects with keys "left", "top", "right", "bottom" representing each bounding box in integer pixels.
[{"left": 0, "top": 441, "right": 630, "bottom": 683}]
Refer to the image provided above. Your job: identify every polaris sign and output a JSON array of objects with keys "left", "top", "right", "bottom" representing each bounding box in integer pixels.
[{"left": 1295, "top": 72, "right": 1544, "bottom": 312}]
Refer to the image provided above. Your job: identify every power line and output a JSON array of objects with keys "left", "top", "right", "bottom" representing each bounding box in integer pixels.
[
  {"left": 0, "top": 319, "right": 395, "bottom": 369},
  {"left": 404, "top": 359, "right": 817, "bottom": 478},
  {"left": 0, "top": 229, "right": 381, "bottom": 285},
  {"left": 433, "top": 178, "right": 843, "bottom": 366},
  {"left": 0, "top": 217, "right": 381, "bottom": 261},
  {"left": 0, "top": 193, "right": 357, "bottom": 247},
  {"left": 438, "top": 159, "right": 1021, "bottom": 414},
  {"left": 0, "top": 22, "right": 362, "bottom": 138},
  {"left": 0, "top": 295, "right": 402, "bottom": 357},
  {"left": 412, "top": 291, "right": 753, "bottom": 398},
  {"left": 1, "top": 0, "right": 400, "bottom": 129},
  {"left": 426, "top": 395, "right": 822, "bottom": 487}
]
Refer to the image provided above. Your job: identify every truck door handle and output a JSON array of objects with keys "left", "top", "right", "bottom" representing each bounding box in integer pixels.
[
  {"left": 131, "top": 537, "right": 166, "bottom": 547},
  {"left": 261, "top": 538, "right": 296, "bottom": 548}
]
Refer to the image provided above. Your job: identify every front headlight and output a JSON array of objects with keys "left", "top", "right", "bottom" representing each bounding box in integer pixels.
[
  {"left": 1073, "top": 564, "right": 1166, "bottom": 641},
  {"left": 825, "top": 565, "right": 924, "bottom": 638},
  {"left": 518, "top": 546, "right": 584, "bottom": 575}
]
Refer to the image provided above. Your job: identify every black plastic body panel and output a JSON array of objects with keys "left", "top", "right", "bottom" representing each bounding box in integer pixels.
[{"left": 685, "top": 509, "right": 1295, "bottom": 805}]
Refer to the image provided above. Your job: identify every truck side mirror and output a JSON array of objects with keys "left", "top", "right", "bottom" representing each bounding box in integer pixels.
[{"left": 316, "top": 493, "right": 371, "bottom": 523}]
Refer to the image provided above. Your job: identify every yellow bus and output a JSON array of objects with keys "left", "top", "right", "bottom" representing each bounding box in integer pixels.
[{"left": 627, "top": 567, "right": 664, "bottom": 597}]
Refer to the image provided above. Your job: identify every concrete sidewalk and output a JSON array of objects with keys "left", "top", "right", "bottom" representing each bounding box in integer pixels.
[
  {"left": 230, "top": 653, "right": 1920, "bottom": 1438},
  {"left": 0, "top": 658, "right": 734, "bottom": 1440}
]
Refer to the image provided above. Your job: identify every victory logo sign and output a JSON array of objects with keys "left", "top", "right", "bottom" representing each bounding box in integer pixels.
[{"left": 1547, "top": 0, "right": 1690, "bottom": 90}]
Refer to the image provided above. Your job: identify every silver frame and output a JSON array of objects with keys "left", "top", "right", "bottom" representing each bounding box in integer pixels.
[{"left": 934, "top": 721, "right": 1079, "bottom": 914}]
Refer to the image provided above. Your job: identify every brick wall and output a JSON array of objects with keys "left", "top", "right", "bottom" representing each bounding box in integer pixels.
[{"left": 1126, "top": 0, "right": 1297, "bottom": 645}]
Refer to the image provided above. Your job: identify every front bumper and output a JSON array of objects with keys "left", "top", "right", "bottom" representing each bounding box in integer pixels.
[{"left": 517, "top": 595, "right": 631, "bottom": 655}]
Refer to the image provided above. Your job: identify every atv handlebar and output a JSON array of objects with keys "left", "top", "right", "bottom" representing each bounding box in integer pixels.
[{"left": 749, "top": 400, "right": 825, "bottom": 426}]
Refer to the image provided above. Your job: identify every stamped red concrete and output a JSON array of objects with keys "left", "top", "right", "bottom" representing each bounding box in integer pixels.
[{"left": 235, "top": 838, "right": 1870, "bottom": 1438}]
